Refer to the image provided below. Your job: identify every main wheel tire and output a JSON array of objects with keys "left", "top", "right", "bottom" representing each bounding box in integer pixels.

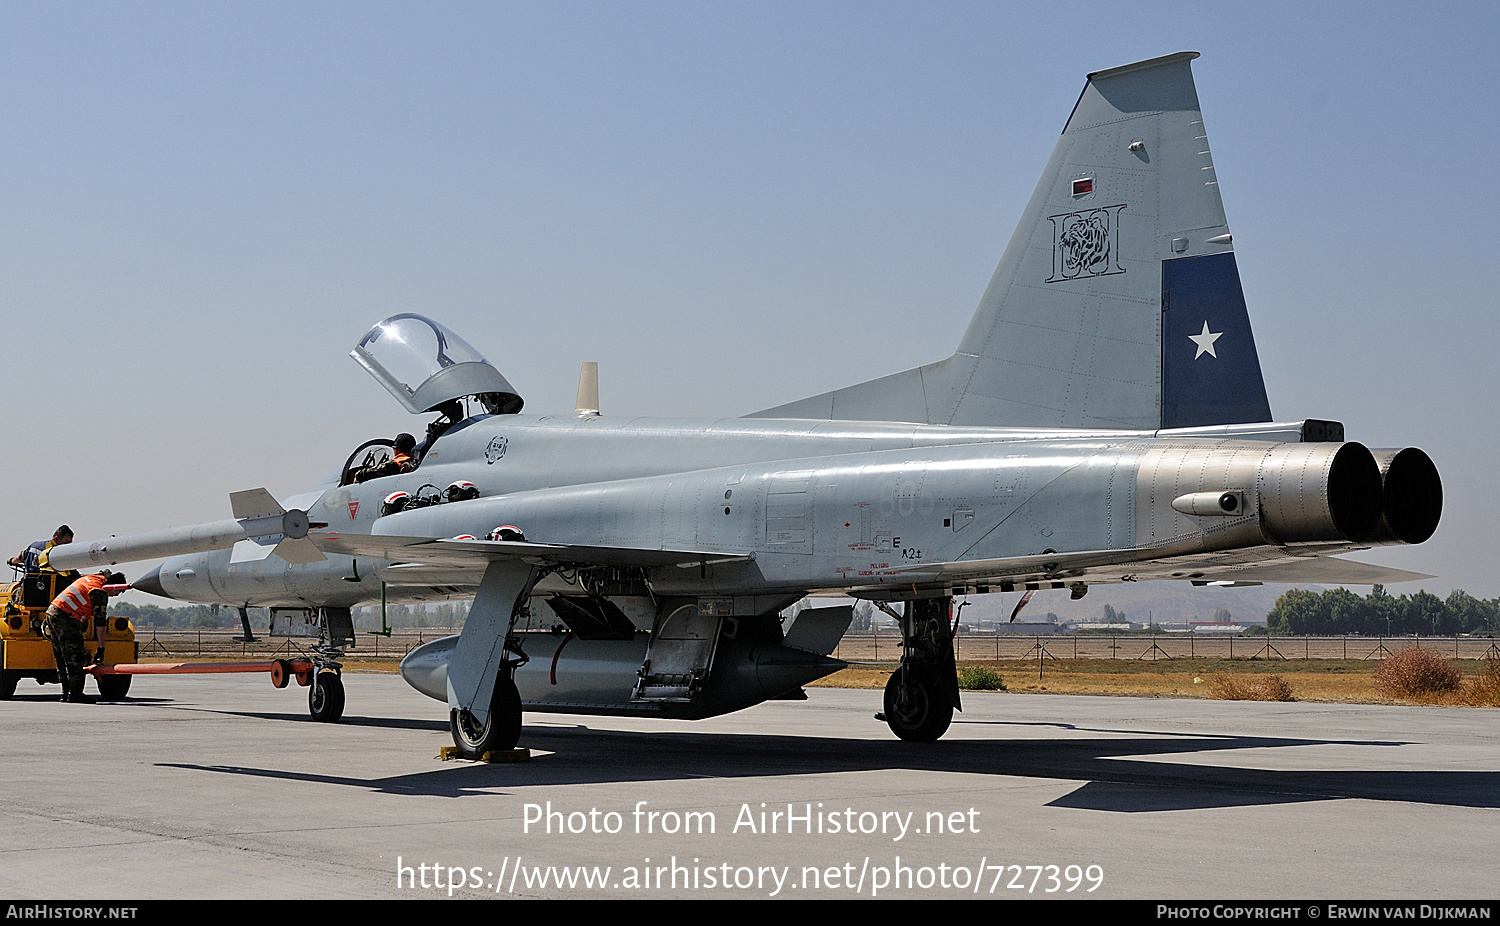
[
  {"left": 449, "top": 675, "right": 523, "bottom": 759},
  {"left": 0, "top": 669, "right": 18, "bottom": 701},
  {"left": 96, "top": 674, "right": 131, "bottom": 700},
  {"left": 883, "top": 667, "right": 953, "bottom": 742},
  {"left": 309, "top": 671, "right": 345, "bottom": 722}
]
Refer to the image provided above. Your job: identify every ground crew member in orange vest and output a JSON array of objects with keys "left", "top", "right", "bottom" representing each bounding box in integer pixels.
[{"left": 45, "top": 571, "right": 126, "bottom": 703}]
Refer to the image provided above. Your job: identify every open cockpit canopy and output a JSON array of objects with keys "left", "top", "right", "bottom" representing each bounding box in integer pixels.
[{"left": 351, "top": 314, "right": 522, "bottom": 415}]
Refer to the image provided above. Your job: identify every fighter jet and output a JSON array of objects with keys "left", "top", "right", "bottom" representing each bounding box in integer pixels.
[{"left": 49, "top": 52, "right": 1441, "bottom": 755}]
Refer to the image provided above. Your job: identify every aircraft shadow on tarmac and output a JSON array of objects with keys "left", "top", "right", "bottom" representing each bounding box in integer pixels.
[
  {"left": 158, "top": 719, "right": 1500, "bottom": 813},
  {"left": 199, "top": 709, "right": 453, "bottom": 732},
  {"left": 6, "top": 693, "right": 176, "bottom": 704}
]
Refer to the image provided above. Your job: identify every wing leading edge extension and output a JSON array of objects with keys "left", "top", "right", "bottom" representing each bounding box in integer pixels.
[{"left": 310, "top": 531, "right": 754, "bottom": 570}]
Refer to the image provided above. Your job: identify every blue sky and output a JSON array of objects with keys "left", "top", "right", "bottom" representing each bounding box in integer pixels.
[{"left": 2, "top": 2, "right": 1495, "bottom": 597}]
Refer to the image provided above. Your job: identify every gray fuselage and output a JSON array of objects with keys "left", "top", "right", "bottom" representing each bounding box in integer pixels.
[{"left": 151, "top": 412, "right": 1370, "bottom": 609}]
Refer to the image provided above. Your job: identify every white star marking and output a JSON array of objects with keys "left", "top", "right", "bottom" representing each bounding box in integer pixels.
[{"left": 1189, "top": 321, "right": 1223, "bottom": 359}]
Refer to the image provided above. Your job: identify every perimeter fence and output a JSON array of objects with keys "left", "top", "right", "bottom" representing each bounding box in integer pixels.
[
  {"left": 831, "top": 632, "right": 1500, "bottom": 664},
  {"left": 134, "top": 628, "right": 453, "bottom": 660},
  {"left": 132, "top": 628, "right": 1500, "bottom": 665}
]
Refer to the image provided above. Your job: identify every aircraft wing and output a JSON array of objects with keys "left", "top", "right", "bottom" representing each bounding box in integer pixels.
[
  {"left": 322, "top": 526, "right": 1428, "bottom": 589},
  {"left": 309, "top": 530, "right": 754, "bottom": 569},
  {"left": 1176, "top": 557, "right": 1433, "bottom": 585},
  {"left": 883, "top": 548, "right": 1431, "bottom": 591}
]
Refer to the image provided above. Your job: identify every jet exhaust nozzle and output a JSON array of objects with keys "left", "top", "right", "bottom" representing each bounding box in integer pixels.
[
  {"left": 1157, "top": 441, "right": 1436, "bottom": 548},
  {"left": 1367, "top": 448, "right": 1443, "bottom": 545},
  {"left": 1256, "top": 441, "right": 1384, "bottom": 544}
]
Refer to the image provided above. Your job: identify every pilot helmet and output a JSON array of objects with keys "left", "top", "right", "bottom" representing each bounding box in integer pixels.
[
  {"left": 445, "top": 481, "right": 480, "bottom": 503},
  {"left": 381, "top": 491, "right": 412, "bottom": 517}
]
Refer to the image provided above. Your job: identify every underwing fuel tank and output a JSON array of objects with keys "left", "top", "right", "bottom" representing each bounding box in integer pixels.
[{"left": 400, "top": 632, "right": 845, "bottom": 720}]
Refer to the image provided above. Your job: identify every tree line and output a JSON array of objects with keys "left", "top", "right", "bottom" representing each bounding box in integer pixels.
[
  {"left": 111, "top": 601, "right": 237, "bottom": 630},
  {"left": 1266, "top": 586, "right": 1500, "bottom": 636}
]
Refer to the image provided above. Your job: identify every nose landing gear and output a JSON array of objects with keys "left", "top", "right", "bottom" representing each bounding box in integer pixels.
[
  {"left": 309, "top": 670, "right": 345, "bottom": 722},
  {"left": 879, "top": 596, "right": 960, "bottom": 742}
]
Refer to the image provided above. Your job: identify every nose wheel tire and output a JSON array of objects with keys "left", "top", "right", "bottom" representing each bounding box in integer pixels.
[
  {"left": 309, "top": 671, "right": 345, "bottom": 722},
  {"left": 450, "top": 676, "right": 523, "bottom": 759},
  {"left": 883, "top": 668, "right": 953, "bottom": 742}
]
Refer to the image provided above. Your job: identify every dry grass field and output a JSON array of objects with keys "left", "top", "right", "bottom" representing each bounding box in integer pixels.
[
  {"left": 812, "top": 657, "right": 1500, "bottom": 706},
  {"left": 129, "top": 630, "right": 1500, "bottom": 706}
]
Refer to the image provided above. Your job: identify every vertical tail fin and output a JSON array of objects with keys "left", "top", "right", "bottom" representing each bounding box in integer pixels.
[{"left": 751, "top": 52, "right": 1271, "bottom": 430}]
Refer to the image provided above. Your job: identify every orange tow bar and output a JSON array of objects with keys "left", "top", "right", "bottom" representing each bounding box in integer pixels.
[{"left": 91, "top": 658, "right": 317, "bottom": 687}]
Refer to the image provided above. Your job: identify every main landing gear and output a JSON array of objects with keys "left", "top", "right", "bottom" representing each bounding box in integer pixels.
[
  {"left": 449, "top": 674, "right": 523, "bottom": 760},
  {"left": 446, "top": 561, "right": 541, "bottom": 759},
  {"left": 881, "top": 597, "right": 960, "bottom": 742},
  {"left": 884, "top": 665, "right": 952, "bottom": 742}
]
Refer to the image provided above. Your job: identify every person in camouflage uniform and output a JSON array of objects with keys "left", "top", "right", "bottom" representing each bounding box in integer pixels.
[{"left": 44, "top": 571, "right": 125, "bottom": 703}]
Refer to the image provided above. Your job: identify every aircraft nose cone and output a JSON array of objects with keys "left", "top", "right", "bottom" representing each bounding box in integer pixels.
[{"left": 132, "top": 565, "right": 170, "bottom": 600}]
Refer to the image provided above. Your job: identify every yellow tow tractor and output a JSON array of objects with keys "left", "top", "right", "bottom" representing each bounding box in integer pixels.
[{"left": 1, "top": 565, "right": 137, "bottom": 700}]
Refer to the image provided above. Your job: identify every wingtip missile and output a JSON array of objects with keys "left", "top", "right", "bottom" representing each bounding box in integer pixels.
[{"left": 45, "top": 488, "right": 326, "bottom": 571}]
